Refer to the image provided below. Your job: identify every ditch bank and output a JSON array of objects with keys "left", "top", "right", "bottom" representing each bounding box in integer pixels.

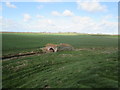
[
  {"left": 2, "top": 43, "right": 75, "bottom": 60},
  {"left": 2, "top": 51, "right": 43, "bottom": 60},
  {"left": 1, "top": 47, "right": 113, "bottom": 60}
]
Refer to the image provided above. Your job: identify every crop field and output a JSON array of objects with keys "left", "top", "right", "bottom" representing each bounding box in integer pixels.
[{"left": 2, "top": 33, "right": 119, "bottom": 88}]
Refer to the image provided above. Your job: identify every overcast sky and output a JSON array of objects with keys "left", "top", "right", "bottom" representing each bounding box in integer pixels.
[{"left": 1, "top": 1, "right": 118, "bottom": 34}]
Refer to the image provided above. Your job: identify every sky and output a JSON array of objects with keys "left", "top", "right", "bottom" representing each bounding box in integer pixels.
[{"left": 0, "top": 1, "right": 119, "bottom": 34}]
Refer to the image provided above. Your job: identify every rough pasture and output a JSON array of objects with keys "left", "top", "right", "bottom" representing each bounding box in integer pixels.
[{"left": 2, "top": 33, "right": 119, "bottom": 88}]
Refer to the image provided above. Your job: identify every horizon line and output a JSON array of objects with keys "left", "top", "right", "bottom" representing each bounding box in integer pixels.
[{"left": 0, "top": 31, "right": 119, "bottom": 35}]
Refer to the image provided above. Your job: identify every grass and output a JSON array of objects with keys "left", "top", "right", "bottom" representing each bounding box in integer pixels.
[
  {"left": 2, "top": 33, "right": 119, "bottom": 88},
  {"left": 2, "top": 33, "right": 118, "bottom": 56}
]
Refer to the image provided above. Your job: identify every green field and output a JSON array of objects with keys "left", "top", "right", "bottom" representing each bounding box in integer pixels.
[
  {"left": 2, "top": 33, "right": 119, "bottom": 88},
  {"left": 2, "top": 33, "right": 118, "bottom": 56}
]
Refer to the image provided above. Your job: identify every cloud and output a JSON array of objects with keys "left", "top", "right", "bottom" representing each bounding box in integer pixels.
[
  {"left": 51, "top": 10, "right": 74, "bottom": 16},
  {"left": 23, "top": 14, "right": 31, "bottom": 22},
  {"left": 41, "top": 19, "right": 54, "bottom": 25},
  {"left": 77, "top": 0, "right": 107, "bottom": 12},
  {"left": 63, "top": 10, "right": 74, "bottom": 16},
  {"left": 70, "top": 16, "right": 117, "bottom": 34},
  {"left": 6, "top": 2, "right": 17, "bottom": 8},
  {"left": 72, "top": 16, "right": 93, "bottom": 24},
  {"left": 0, "top": 5, "right": 2, "bottom": 11},
  {"left": 102, "top": 15, "right": 113, "bottom": 20},
  {"left": 45, "top": 19, "right": 53, "bottom": 24},
  {"left": 1, "top": 17, "right": 25, "bottom": 32},
  {"left": 28, "top": 16, "right": 117, "bottom": 34},
  {"left": 36, "top": 14, "right": 44, "bottom": 18},
  {"left": 2, "top": 15, "right": 118, "bottom": 34},
  {"left": 51, "top": 11, "right": 61, "bottom": 16}
]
